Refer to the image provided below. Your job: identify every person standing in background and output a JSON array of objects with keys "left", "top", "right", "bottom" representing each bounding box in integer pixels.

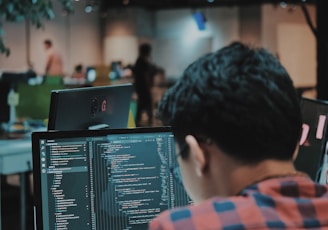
[
  {"left": 133, "top": 43, "right": 156, "bottom": 126},
  {"left": 43, "top": 39, "right": 64, "bottom": 77}
]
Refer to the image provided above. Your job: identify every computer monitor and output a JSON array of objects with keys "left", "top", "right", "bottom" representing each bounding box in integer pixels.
[
  {"left": 47, "top": 84, "right": 133, "bottom": 131},
  {"left": 294, "top": 97, "right": 328, "bottom": 182},
  {"left": 32, "top": 127, "right": 192, "bottom": 230}
]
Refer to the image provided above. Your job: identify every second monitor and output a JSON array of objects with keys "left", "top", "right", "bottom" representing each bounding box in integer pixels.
[{"left": 48, "top": 84, "right": 133, "bottom": 131}]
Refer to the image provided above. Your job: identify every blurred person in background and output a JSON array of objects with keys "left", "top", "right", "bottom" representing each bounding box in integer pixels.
[
  {"left": 133, "top": 43, "right": 156, "bottom": 126},
  {"left": 43, "top": 39, "right": 64, "bottom": 77}
]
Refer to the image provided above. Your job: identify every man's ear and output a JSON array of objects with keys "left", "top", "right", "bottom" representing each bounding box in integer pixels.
[{"left": 185, "top": 135, "right": 206, "bottom": 177}]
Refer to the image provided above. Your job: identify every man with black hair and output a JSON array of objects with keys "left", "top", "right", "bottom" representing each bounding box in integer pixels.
[
  {"left": 149, "top": 42, "right": 328, "bottom": 229},
  {"left": 133, "top": 43, "right": 156, "bottom": 126}
]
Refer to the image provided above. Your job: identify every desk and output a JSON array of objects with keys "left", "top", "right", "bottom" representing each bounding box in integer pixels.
[{"left": 0, "top": 138, "right": 32, "bottom": 230}]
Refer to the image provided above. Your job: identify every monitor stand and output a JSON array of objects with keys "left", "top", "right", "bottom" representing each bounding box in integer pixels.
[{"left": 88, "top": 124, "right": 110, "bottom": 130}]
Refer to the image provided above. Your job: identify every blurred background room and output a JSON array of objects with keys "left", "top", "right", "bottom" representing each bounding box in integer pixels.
[{"left": 0, "top": 0, "right": 325, "bottom": 229}]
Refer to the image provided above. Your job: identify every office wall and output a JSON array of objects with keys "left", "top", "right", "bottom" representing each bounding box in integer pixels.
[
  {"left": 278, "top": 23, "right": 316, "bottom": 87},
  {"left": 262, "top": 4, "right": 316, "bottom": 53},
  {"left": 102, "top": 7, "right": 239, "bottom": 78},
  {"left": 0, "top": 21, "right": 27, "bottom": 72},
  {"left": 103, "top": 8, "right": 154, "bottom": 67},
  {"left": 152, "top": 8, "right": 239, "bottom": 78},
  {"left": 0, "top": 1, "right": 102, "bottom": 76},
  {"left": 0, "top": 3, "right": 316, "bottom": 83},
  {"left": 262, "top": 4, "right": 316, "bottom": 88},
  {"left": 239, "top": 5, "right": 262, "bottom": 46}
]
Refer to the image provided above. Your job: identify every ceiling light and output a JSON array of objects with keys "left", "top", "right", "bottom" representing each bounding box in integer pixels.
[
  {"left": 85, "top": 4, "right": 93, "bottom": 13},
  {"left": 280, "top": 1, "right": 287, "bottom": 8}
]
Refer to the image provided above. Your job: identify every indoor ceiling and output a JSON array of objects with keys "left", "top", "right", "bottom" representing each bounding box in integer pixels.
[{"left": 100, "top": 0, "right": 316, "bottom": 10}]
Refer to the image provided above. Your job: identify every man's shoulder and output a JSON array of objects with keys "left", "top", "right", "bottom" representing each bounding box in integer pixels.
[
  {"left": 149, "top": 177, "right": 328, "bottom": 230},
  {"left": 149, "top": 196, "right": 247, "bottom": 230}
]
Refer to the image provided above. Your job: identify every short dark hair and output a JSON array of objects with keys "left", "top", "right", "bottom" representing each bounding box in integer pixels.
[
  {"left": 139, "top": 43, "right": 152, "bottom": 57},
  {"left": 44, "top": 39, "right": 52, "bottom": 46},
  {"left": 75, "top": 64, "right": 83, "bottom": 72},
  {"left": 158, "top": 42, "right": 302, "bottom": 164}
]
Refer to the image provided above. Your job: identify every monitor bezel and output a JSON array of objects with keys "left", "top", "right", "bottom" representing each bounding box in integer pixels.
[
  {"left": 32, "top": 126, "right": 173, "bottom": 230},
  {"left": 47, "top": 84, "right": 133, "bottom": 131}
]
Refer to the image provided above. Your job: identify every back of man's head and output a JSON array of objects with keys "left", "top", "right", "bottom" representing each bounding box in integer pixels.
[
  {"left": 44, "top": 39, "right": 52, "bottom": 48},
  {"left": 139, "top": 43, "right": 152, "bottom": 58},
  {"left": 158, "top": 41, "right": 302, "bottom": 164},
  {"left": 44, "top": 39, "right": 52, "bottom": 45}
]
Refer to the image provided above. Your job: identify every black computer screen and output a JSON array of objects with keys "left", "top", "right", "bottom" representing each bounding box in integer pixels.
[
  {"left": 294, "top": 97, "right": 328, "bottom": 182},
  {"left": 32, "top": 127, "right": 191, "bottom": 230},
  {"left": 47, "top": 84, "right": 133, "bottom": 131}
]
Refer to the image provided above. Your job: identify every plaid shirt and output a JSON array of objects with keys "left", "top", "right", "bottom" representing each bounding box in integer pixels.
[{"left": 149, "top": 176, "right": 328, "bottom": 230}]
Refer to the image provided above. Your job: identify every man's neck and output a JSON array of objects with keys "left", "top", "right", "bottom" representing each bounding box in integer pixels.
[
  {"left": 206, "top": 149, "right": 301, "bottom": 197},
  {"left": 228, "top": 159, "right": 301, "bottom": 195}
]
